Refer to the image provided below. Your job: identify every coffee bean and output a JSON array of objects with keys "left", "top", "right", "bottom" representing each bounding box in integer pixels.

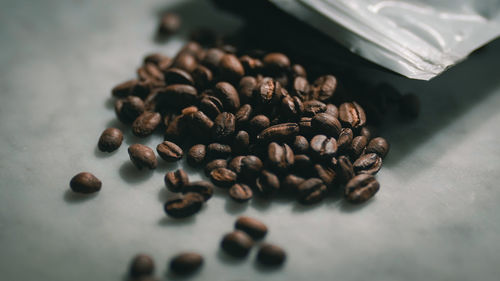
[
  {"left": 156, "top": 141, "right": 183, "bottom": 162},
  {"left": 240, "top": 155, "right": 263, "bottom": 180},
  {"left": 239, "top": 76, "right": 257, "bottom": 103},
  {"left": 212, "top": 112, "right": 236, "bottom": 141},
  {"left": 115, "top": 96, "right": 145, "bottom": 123},
  {"left": 220, "top": 231, "right": 254, "bottom": 258},
  {"left": 172, "top": 53, "right": 197, "bottom": 73},
  {"left": 359, "top": 126, "right": 375, "bottom": 142},
  {"left": 164, "top": 114, "right": 185, "bottom": 142},
  {"left": 229, "top": 183, "right": 253, "bottom": 203},
  {"left": 263, "top": 52, "right": 290, "bottom": 73},
  {"left": 302, "top": 100, "right": 327, "bottom": 117},
  {"left": 170, "top": 252, "right": 203, "bottom": 275},
  {"left": 187, "top": 144, "right": 206, "bottom": 166},
  {"left": 399, "top": 93, "right": 420, "bottom": 118},
  {"left": 70, "top": 172, "right": 101, "bottom": 194},
  {"left": 291, "top": 76, "right": 310, "bottom": 100},
  {"left": 158, "top": 12, "right": 180, "bottom": 35},
  {"left": 350, "top": 136, "right": 368, "bottom": 159},
  {"left": 325, "top": 103, "right": 339, "bottom": 118},
  {"left": 293, "top": 154, "right": 314, "bottom": 175},
  {"left": 98, "top": 128, "right": 123, "bottom": 152},
  {"left": 298, "top": 117, "right": 314, "bottom": 137},
  {"left": 199, "top": 95, "right": 223, "bottom": 120},
  {"left": 345, "top": 174, "right": 380, "bottom": 204},
  {"left": 353, "top": 153, "right": 382, "bottom": 175},
  {"left": 235, "top": 216, "right": 268, "bottom": 240},
  {"left": 339, "top": 102, "right": 367, "bottom": 129},
  {"left": 268, "top": 142, "right": 294, "bottom": 172},
  {"left": 281, "top": 95, "right": 303, "bottom": 119},
  {"left": 235, "top": 104, "right": 253, "bottom": 128},
  {"left": 178, "top": 41, "right": 205, "bottom": 60},
  {"left": 314, "top": 164, "right": 336, "bottom": 187},
  {"left": 128, "top": 144, "right": 158, "bottom": 170},
  {"left": 201, "top": 48, "right": 224, "bottom": 71},
  {"left": 129, "top": 254, "right": 155, "bottom": 278},
  {"left": 257, "top": 244, "right": 286, "bottom": 266},
  {"left": 337, "top": 128, "right": 353, "bottom": 153},
  {"left": 132, "top": 112, "right": 162, "bottom": 137},
  {"left": 365, "top": 137, "right": 390, "bottom": 158},
  {"left": 219, "top": 54, "right": 245, "bottom": 82},
  {"left": 164, "top": 68, "right": 194, "bottom": 85},
  {"left": 311, "top": 75, "right": 337, "bottom": 101},
  {"left": 337, "top": 155, "right": 355, "bottom": 184},
  {"left": 210, "top": 168, "right": 237, "bottom": 188},
  {"left": 188, "top": 110, "right": 214, "bottom": 139},
  {"left": 192, "top": 65, "right": 213, "bottom": 90},
  {"left": 112, "top": 79, "right": 139, "bottom": 98},
  {"left": 293, "top": 135, "right": 309, "bottom": 154},
  {"left": 232, "top": 130, "right": 250, "bottom": 155},
  {"left": 164, "top": 192, "right": 204, "bottom": 218},
  {"left": 156, "top": 84, "right": 198, "bottom": 108},
  {"left": 257, "top": 123, "right": 299, "bottom": 143},
  {"left": 249, "top": 115, "right": 270, "bottom": 135},
  {"left": 255, "top": 170, "right": 280, "bottom": 196},
  {"left": 291, "top": 64, "right": 307, "bottom": 78},
  {"left": 183, "top": 181, "right": 215, "bottom": 201},
  {"left": 138, "top": 63, "right": 164, "bottom": 82},
  {"left": 310, "top": 135, "right": 337, "bottom": 161},
  {"left": 281, "top": 174, "right": 305, "bottom": 192},
  {"left": 144, "top": 53, "right": 171, "bottom": 67},
  {"left": 297, "top": 178, "right": 327, "bottom": 204},
  {"left": 214, "top": 82, "right": 240, "bottom": 112},
  {"left": 204, "top": 159, "right": 227, "bottom": 176},
  {"left": 228, "top": 156, "right": 245, "bottom": 175},
  {"left": 239, "top": 56, "right": 263, "bottom": 76},
  {"left": 165, "top": 169, "right": 189, "bottom": 192},
  {"left": 207, "top": 143, "right": 232, "bottom": 160},
  {"left": 311, "top": 113, "right": 341, "bottom": 137},
  {"left": 255, "top": 78, "right": 282, "bottom": 105}
]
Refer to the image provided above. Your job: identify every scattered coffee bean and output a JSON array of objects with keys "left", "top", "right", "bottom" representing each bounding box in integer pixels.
[
  {"left": 158, "top": 13, "right": 180, "bottom": 36},
  {"left": 263, "top": 52, "right": 290, "bottom": 73},
  {"left": 214, "top": 82, "right": 240, "bottom": 112},
  {"left": 365, "top": 137, "right": 390, "bottom": 158},
  {"left": 183, "top": 181, "right": 215, "bottom": 201},
  {"left": 220, "top": 231, "right": 254, "bottom": 258},
  {"left": 129, "top": 254, "right": 155, "bottom": 278},
  {"left": 128, "top": 144, "right": 158, "bottom": 170},
  {"left": 170, "top": 252, "right": 203, "bottom": 275},
  {"left": 229, "top": 183, "right": 253, "bottom": 203},
  {"left": 311, "top": 75, "right": 337, "bottom": 101},
  {"left": 257, "top": 123, "right": 299, "bottom": 143},
  {"left": 212, "top": 112, "right": 236, "bottom": 141},
  {"left": 157, "top": 141, "right": 183, "bottom": 162},
  {"left": 311, "top": 112, "right": 341, "bottom": 137},
  {"left": 204, "top": 159, "right": 227, "bottom": 176},
  {"left": 291, "top": 76, "right": 310, "bottom": 100},
  {"left": 257, "top": 244, "right": 286, "bottom": 266},
  {"left": 132, "top": 111, "right": 162, "bottom": 137},
  {"left": 292, "top": 135, "right": 309, "bottom": 154},
  {"left": 310, "top": 135, "right": 337, "bottom": 161},
  {"left": 325, "top": 103, "right": 339, "bottom": 118},
  {"left": 98, "top": 128, "right": 123, "bottom": 152},
  {"left": 302, "top": 100, "right": 326, "bottom": 117},
  {"left": 350, "top": 135, "right": 368, "bottom": 160},
  {"left": 353, "top": 153, "right": 383, "bottom": 175},
  {"left": 314, "top": 164, "right": 336, "bottom": 187},
  {"left": 337, "top": 128, "right": 353, "bottom": 152},
  {"left": 337, "top": 155, "right": 355, "bottom": 184},
  {"left": 219, "top": 54, "right": 245, "bottom": 82},
  {"left": 70, "top": 172, "right": 101, "bottom": 194},
  {"left": 234, "top": 216, "right": 268, "bottom": 240},
  {"left": 339, "top": 102, "right": 366, "bottom": 129},
  {"left": 115, "top": 96, "right": 145, "bottom": 123},
  {"left": 187, "top": 144, "right": 206, "bottom": 167},
  {"left": 267, "top": 142, "right": 294, "bottom": 172},
  {"left": 297, "top": 178, "right": 327, "bottom": 204},
  {"left": 164, "top": 68, "right": 194, "bottom": 85},
  {"left": 281, "top": 174, "right": 305, "bottom": 192},
  {"left": 232, "top": 130, "right": 250, "bottom": 154},
  {"left": 210, "top": 167, "right": 237, "bottom": 188},
  {"left": 255, "top": 170, "right": 280, "bottom": 196},
  {"left": 164, "top": 192, "right": 204, "bottom": 218},
  {"left": 240, "top": 155, "right": 263, "bottom": 180},
  {"left": 165, "top": 169, "right": 189, "bottom": 193},
  {"left": 345, "top": 174, "right": 380, "bottom": 204}
]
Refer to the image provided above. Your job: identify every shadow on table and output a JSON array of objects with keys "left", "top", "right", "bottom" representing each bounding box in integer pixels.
[
  {"left": 119, "top": 161, "right": 154, "bottom": 184},
  {"left": 63, "top": 189, "right": 98, "bottom": 204}
]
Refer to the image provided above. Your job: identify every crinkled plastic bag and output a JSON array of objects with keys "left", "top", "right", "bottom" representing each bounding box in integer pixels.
[{"left": 270, "top": 0, "right": 500, "bottom": 80}]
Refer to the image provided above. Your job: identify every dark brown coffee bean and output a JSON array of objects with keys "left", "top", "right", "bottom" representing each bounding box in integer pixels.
[
  {"left": 311, "top": 113, "right": 341, "bottom": 137},
  {"left": 228, "top": 156, "right": 245, "bottom": 175},
  {"left": 255, "top": 77, "right": 282, "bottom": 105},
  {"left": 233, "top": 130, "right": 250, "bottom": 155},
  {"left": 263, "top": 53, "right": 290, "bottom": 72},
  {"left": 345, "top": 174, "right": 380, "bottom": 204},
  {"left": 180, "top": 40, "right": 206, "bottom": 59},
  {"left": 214, "top": 82, "right": 240, "bottom": 112},
  {"left": 183, "top": 181, "right": 215, "bottom": 201},
  {"left": 98, "top": 128, "right": 123, "bottom": 152},
  {"left": 204, "top": 159, "right": 227, "bottom": 176},
  {"left": 311, "top": 75, "right": 337, "bottom": 101},
  {"left": 137, "top": 63, "right": 164, "bottom": 82},
  {"left": 257, "top": 244, "right": 286, "bottom": 266},
  {"left": 235, "top": 104, "right": 253, "bottom": 128},
  {"left": 188, "top": 110, "right": 214, "bottom": 138},
  {"left": 238, "top": 77, "right": 257, "bottom": 104},
  {"left": 268, "top": 142, "right": 294, "bottom": 172},
  {"left": 212, "top": 112, "right": 236, "bottom": 141},
  {"left": 350, "top": 136, "right": 368, "bottom": 159},
  {"left": 249, "top": 115, "right": 270, "bottom": 135},
  {"left": 164, "top": 192, "right": 204, "bottom": 218},
  {"left": 191, "top": 65, "right": 213, "bottom": 90},
  {"left": 359, "top": 126, "right": 376, "bottom": 142},
  {"left": 201, "top": 48, "right": 224, "bottom": 71},
  {"left": 293, "top": 154, "right": 313, "bottom": 173},
  {"left": 170, "top": 252, "right": 203, "bottom": 275},
  {"left": 291, "top": 64, "right": 306, "bottom": 78},
  {"left": 257, "top": 123, "right": 299, "bottom": 143},
  {"left": 221, "top": 231, "right": 254, "bottom": 258},
  {"left": 240, "top": 155, "right": 263, "bottom": 180},
  {"left": 399, "top": 93, "right": 420, "bottom": 118},
  {"left": 339, "top": 102, "right": 367, "bottom": 129},
  {"left": 132, "top": 112, "right": 162, "bottom": 137},
  {"left": 314, "top": 164, "right": 336, "bottom": 187},
  {"left": 219, "top": 54, "right": 245, "bottom": 82},
  {"left": 128, "top": 144, "right": 157, "bottom": 170},
  {"left": 325, "top": 103, "right": 339, "bottom": 118},
  {"left": 302, "top": 100, "right": 327, "bottom": 117},
  {"left": 337, "top": 128, "right": 353, "bottom": 153},
  {"left": 112, "top": 79, "right": 139, "bottom": 98},
  {"left": 207, "top": 143, "right": 231, "bottom": 160},
  {"left": 164, "top": 68, "right": 194, "bottom": 85},
  {"left": 365, "top": 137, "right": 390, "bottom": 158},
  {"left": 297, "top": 178, "right": 327, "bottom": 204},
  {"left": 172, "top": 53, "right": 197, "bottom": 73},
  {"left": 70, "top": 172, "right": 101, "bottom": 194},
  {"left": 291, "top": 76, "right": 310, "bottom": 100},
  {"left": 281, "top": 95, "right": 303, "bottom": 119},
  {"left": 298, "top": 117, "right": 314, "bottom": 137},
  {"left": 144, "top": 53, "right": 170, "bottom": 67},
  {"left": 337, "top": 155, "right": 355, "bottom": 184},
  {"left": 210, "top": 168, "right": 237, "bottom": 188},
  {"left": 156, "top": 84, "right": 197, "bottom": 108},
  {"left": 187, "top": 144, "right": 206, "bottom": 166},
  {"left": 164, "top": 114, "right": 185, "bottom": 142},
  {"left": 229, "top": 183, "right": 253, "bottom": 203},
  {"left": 235, "top": 216, "right": 268, "bottom": 240},
  {"left": 255, "top": 170, "right": 280, "bottom": 196},
  {"left": 115, "top": 96, "right": 145, "bottom": 123},
  {"left": 310, "top": 135, "right": 337, "bottom": 161},
  {"left": 129, "top": 254, "right": 155, "bottom": 278},
  {"left": 239, "top": 56, "right": 263, "bottom": 75},
  {"left": 353, "top": 153, "right": 382, "bottom": 175},
  {"left": 157, "top": 141, "right": 183, "bottom": 162},
  {"left": 281, "top": 174, "right": 305, "bottom": 192},
  {"left": 158, "top": 13, "right": 180, "bottom": 35},
  {"left": 293, "top": 135, "right": 309, "bottom": 154},
  {"left": 199, "top": 95, "right": 223, "bottom": 120},
  {"left": 165, "top": 169, "right": 189, "bottom": 192}
]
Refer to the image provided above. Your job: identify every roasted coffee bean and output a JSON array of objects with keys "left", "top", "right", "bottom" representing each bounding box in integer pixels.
[
  {"left": 164, "top": 114, "right": 185, "bottom": 142},
  {"left": 137, "top": 63, "right": 164, "bottom": 82},
  {"left": 337, "top": 128, "right": 353, "bottom": 152},
  {"left": 281, "top": 95, "right": 303, "bottom": 119},
  {"left": 164, "top": 192, "right": 204, "bottom": 218},
  {"left": 239, "top": 77, "right": 257, "bottom": 104},
  {"left": 365, "top": 137, "right": 390, "bottom": 158},
  {"left": 399, "top": 93, "right": 420, "bottom": 118},
  {"left": 336, "top": 155, "right": 355, "bottom": 184},
  {"left": 207, "top": 143, "right": 232, "bottom": 160},
  {"left": 311, "top": 113, "right": 341, "bottom": 137},
  {"left": 345, "top": 174, "right": 380, "bottom": 204},
  {"left": 229, "top": 183, "right": 253, "bottom": 203},
  {"left": 220, "top": 231, "right": 254, "bottom": 258},
  {"left": 210, "top": 167, "right": 237, "bottom": 188},
  {"left": 192, "top": 65, "right": 213, "bottom": 90},
  {"left": 70, "top": 172, "right": 101, "bottom": 194},
  {"left": 178, "top": 41, "right": 204, "bottom": 61},
  {"left": 158, "top": 12, "right": 180, "bottom": 35},
  {"left": 255, "top": 170, "right": 280, "bottom": 196},
  {"left": 219, "top": 54, "right": 245, "bottom": 82},
  {"left": 268, "top": 142, "right": 294, "bottom": 172},
  {"left": 144, "top": 53, "right": 171, "bottom": 67},
  {"left": 339, "top": 102, "right": 367, "bottom": 129},
  {"left": 165, "top": 169, "right": 189, "bottom": 192},
  {"left": 132, "top": 111, "right": 162, "bottom": 137},
  {"left": 235, "top": 104, "right": 253, "bottom": 128},
  {"left": 293, "top": 154, "right": 313, "bottom": 173},
  {"left": 157, "top": 141, "right": 183, "bottom": 162},
  {"left": 257, "top": 123, "right": 299, "bottom": 143},
  {"left": 201, "top": 48, "right": 224, "bottom": 71},
  {"left": 325, "top": 103, "right": 339, "bottom": 118},
  {"left": 212, "top": 112, "right": 236, "bottom": 141},
  {"left": 359, "top": 126, "right": 375, "bottom": 142},
  {"left": 291, "top": 76, "right": 310, "bottom": 100},
  {"left": 170, "top": 252, "right": 203, "bottom": 275},
  {"left": 188, "top": 110, "right": 214, "bottom": 138},
  {"left": 129, "top": 254, "right": 155, "bottom": 278},
  {"left": 249, "top": 115, "right": 270, "bottom": 135},
  {"left": 172, "top": 53, "right": 197, "bottom": 73},
  {"left": 297, "top": 178, "right": 327, "bottom": 204},
  {"left": 214, "top": 82, "right": 240, "bottom": 112},
  {"left": 255, "top": 77, "right": 282, "bottom": 105},
  {"left": 310, "top": 135, "right": 337, "bottom": 161},
  {"left": 263, "top": 53, "right": 290, "bottom": 73},
  {"left": 281, "top": 174, "right": 305, "bottom": 192},
  {"left": 187, "top": 144, "right": 206, "bottom": 166},
  {"left": 164, "top": 68, "right": 194, "bottom": 85},
  {"left": 302, "top": 100, "right": 327, "bottom": 117},
  {"left": 183, "top": 181, "right": 215, "bottom": 201},
  {"left": 240, "top": 155, "right": 263, "bottom": 180},
  {"left": 115, "top": 96, "right": 145, "bottom": 123},
  {"left": 311, "top": 75, "right": 337, "bottom": 101},
  {"left": 98, "top": 128, "right": 123, "bottom": 152},
  {"left": 239, "top": 56, "right": 263, "bottom": 75},
  {"left": 291, "top": 64, "right": 307, "bottom": 78},
  {"left": 298, "top": 117, "right": 314, "bottom": 137},
  {"left": 314, "top": 164, "right": 336, "bottom": 187},
  {"left": 257, "top": 244, "right": 286, "bottom": 266},
  {"left": 199, "top": 96, "right": 223, "bottom": 120},
  {"left": 228, "top": 156, "right": 245, "bottom": 175},
  {"left": 112, "top": 79, "right": 139, "bottom": 98},
  {"left": 128, "top": 144, "right": 158, "bottom": 170},
  {"left": 232, "top": 130, "right": 250, "bottom": 155},
  {"left": 350, "top": 135, "right": 368, "bottom": 159},
  {"left": 156, "top": 84, "right": 198, "bottom": 108},
  {"left": 204, "top": 159, "right": 227, "bottom": 176},
  {"left": 235, "top": 216, "right": 268, "bottom": 240},
  {"left": 292, "top": 135, "right": 309, "bottom": 154},
  {"left": 353, "top": 153, "right": 382, "bottom": 175}
]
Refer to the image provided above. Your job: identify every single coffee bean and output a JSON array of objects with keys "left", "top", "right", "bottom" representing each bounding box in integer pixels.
[
  {"left": 310, "top": 135, "right": 337, "bottom": 161},
  {"left": 337, "top": 155, "right": 355, "bottom": 184},
  {"left": 399, "top": 93, "right": 420, "bottom": 118},
  {"left": 302, "top": 100, "right": 327, "bottom": 117},
  {"left": 164, "top": 192, "right": 204, "bottom": 218},
  {"left": 314, "top": 164, "right": 336, "bottom": 187},
  {"left": 325, "top": 103, "right": 339, "bottom": 118},
  {"left": 158, "top": 12, "right": 180, "bottom": 35},
  {"left": 311, "top": 75, "right": 337, "bottom": 101},
  {"left": 128, "top": 144, "right": 158, "bottom": 170},
  {"left": 219, "top": 54, "right": 245, "bottom": 82},
  {"left": 115, "top": 96, "right": 145, "bottom": 123},
  {"left": 157, "top": 141, "right": 183, "bottom": 162},
  {"left": 164, "top": 114, "right": 185, "bottom": 142},
  {"left": 165, "top": 169, "right": 189, "bottom": 192},
  {"left": 187, "top": 144, "right": 206, "bottom": 166},
  {"left": 220, "top": 231, "right": 254, "bottom": 258},
  {"left": 212, "top": 112, "right": 236, "bottom": 141},
  {"left": 293, "top": 135, "right": 309, "bottom": 154},
  {"left": 199, "top": 95, "right": 223, "bottom": 120},
  {"left": 350, "top": 135, "right": 368, "bottom": 159},
  {"left": 238, "top": 77, "right": 257, "bottom": 105},
  {"left": 239, "top": 56, "right": 263, "bottom": 75},
  {"left": 257, "top": 123, "right": 299, "bottom": 143},
  {"left": 249, "top": 115, "right": 270, "bottom": 135},
  {"left": 291, "top": 76, "right": 310, "bottom": 100},
  {"left": 339, "top": 102, "right": 367, "bottom": 129},
  {"left": 263, "top": 52, "right": 290, "bottom": 73},
  {"left": 204, "top": 159, "right": 227, "bottom": 176},
  {"left": 233, "top": 130, "right": 250, "bottom": 155},
  {"left": 144, "top": 53, "right": 170, "bottom": 67},
  {"left": 255, "top": 78, "right": 282, "bottom": 105},
  {"left": 183, "top": 181, "right": 215, "bottom": 201},
  {"left": 291, "top": 64, "right": 307, "bottom": 78},
  {"left": 359, "top": 126, "right": 376, "bottom": 142},
  {"left": 311, "top": 113, "right": 341, "bottom": 137},
  {"left": 207, "top": 143, "right": 232, "bottom": 160},
  {"left": 228, "top": 156, "right": 245, "bottom": 175},
  {"left": 353, "top": 153, "right": 383, "bottom": 175},
  {"left": 170, "top": 252, "right": 203, "bottom": 275},
  {"left": 132, "top": 111, "right": 162, "bottom": 137},
  {"left": 281, "top": 95, "right": 303, "bottom": 119},
  {"left": 129, "top": 254, "right": 155, "bottom": 278},
  {"left": 177, "top": 41, "right": 204, "bottom": 61},
  {"left": 172, "top": 53, "right": 197, "bottom": 73},
  {"left": 210, "top": 167, "right": 237, "bottom": 188},
  {"left": 365, "top": 137, "right": 390, "bottom": 158},
  {"left": 214, "top": 82, "right": 240, "bottom": 112},
  {"left": 229, "top": 183, "right": 253, "bottom": 203},
  {"left": 255, "top": 170, "right": 280, "bottom": 196},
  {"left": 345, "top": 174, "right": 380, "bottom": 204},
  {"left": 192, "top": 65, "right": 213, "bottom": 90},
  {"left": 240, "top": 155, "right": 263, "bottom": 180},
  {"left": 267, "top": 142, "right": 294, "bottom": 172},
  {"left": 235, "top": 216, "right": 268, "bottom": 240},
  {"left": 281, "top": 174, "right": 305, "bottom": 192},
  {"left": 257, "top": 244, "right": 286, "bottom": 266},
  {"left": 337, "top": 128, "right": 353, "bottom": 153},
  {"left": 70, "top": 172, "right": 101, "bottom": 194},
  {"left": 156, "top": 84, "right": 198, "bottom": 108},
  {"left": 297, "top": 178, "right": 327, "bottom": 204},
  {"left": 188, "top": 110, "right": 214, "bottom": 139},
  {"left": 235, "top": 104, "right": 253, "bottom": 128},
  {"left": 164, "top": 68, "right": 194, "bottom": 85},
  {"left": 98, "top": 128, "right": 123, "bottom": 152},
  {"left": 201, "top": 48, "right": 224, "bottom": 71},
  {"left": 112, "top": 79, "right": 139, "bottom": 98},
  {"left": 137, "top": 63, "right": 164, "bottom": 82}
]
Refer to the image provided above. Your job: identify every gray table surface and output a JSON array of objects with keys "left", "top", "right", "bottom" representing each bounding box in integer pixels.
[{"left": 1, "top": 0, "right": 500, "bottom": 280}]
